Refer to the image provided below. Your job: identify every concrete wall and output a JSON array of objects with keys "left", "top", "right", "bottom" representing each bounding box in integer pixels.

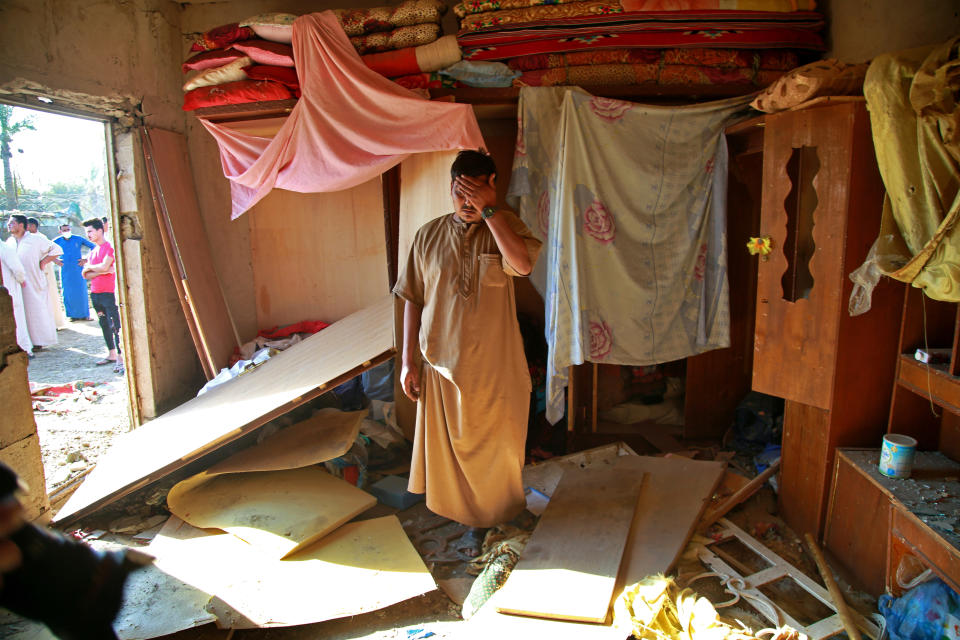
[
  {"left": 823, "top": 0, "right": 960, "bottom": 62},
  {"left": 0, "top": 289, "right": 49, "bottom": 521}
]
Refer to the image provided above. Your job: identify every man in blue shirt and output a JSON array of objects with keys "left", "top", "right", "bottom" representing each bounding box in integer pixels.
[{"left": 53, "top": 223, "right": 95, "bottom": 321}]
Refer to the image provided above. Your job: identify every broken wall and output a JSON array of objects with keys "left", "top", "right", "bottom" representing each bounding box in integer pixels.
[
  {"left": 0, "top": 0, "right": 205, "bottom": 418},
  {"left": 0, "top": 288, "right": 50, "bottom": 521}
]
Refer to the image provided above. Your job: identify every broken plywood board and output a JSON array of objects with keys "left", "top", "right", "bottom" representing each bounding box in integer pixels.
[
  {"left": 615, "top": 455, "right": 725, "bottom": 586},
  {"left": 149, "top": 515, "right": 436, "bottom": 629},
  {"left": 55, "top": 295, "right": 395, "bottom": 524},
  {"left": 521, "top": 441, "right": 638, "bottom": 499},
  {"left": 167, "top": 466, "right": 376, "bottom": 559},
  {"left": 496, "top": 467, "right": 646, "bottom": 623}
]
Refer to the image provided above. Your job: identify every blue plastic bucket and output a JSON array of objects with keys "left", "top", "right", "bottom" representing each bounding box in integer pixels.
[{"left": 879, "top": 434, "right": 918, "bottom": 478}]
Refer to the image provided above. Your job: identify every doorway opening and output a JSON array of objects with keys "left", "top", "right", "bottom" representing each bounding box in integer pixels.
[{"left": 0, "top": 102, "right": 133, "bottom": 502}]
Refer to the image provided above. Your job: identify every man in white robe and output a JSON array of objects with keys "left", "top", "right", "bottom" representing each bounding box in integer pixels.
[
  {"left": 27, "top": 217, "right": 68, "bottom": 330},
  {"left": 6, "top": 214, "right": 62, "bottom": 349},
  {"left": 0, "top": 239, "right": 33, "bottom": 353}
]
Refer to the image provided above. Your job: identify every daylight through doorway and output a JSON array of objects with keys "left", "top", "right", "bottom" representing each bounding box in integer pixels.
[{"left": 0, "top": 103, "right": 133, "bottom": 499}]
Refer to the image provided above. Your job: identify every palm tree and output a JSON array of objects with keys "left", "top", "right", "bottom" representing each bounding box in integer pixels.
[{"left": 0, "top": 105, "right": 35, "bottom": 210}]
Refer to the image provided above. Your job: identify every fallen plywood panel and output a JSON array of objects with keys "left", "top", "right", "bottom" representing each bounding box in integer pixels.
[
  {"left": 521, "top": 442, "right": 637, "bottom": 499},
  {"left": 114, "top": 562, "right": 217, "bottom": 640},
  {"left": 205, "top": 408, "right": 367, "bottom": 476},
  {"left": 167, "top": 466, "right": 376, "bottom": 559},
  {"left": 55, "top": 295, "right": 395, "bottom": 524},
  {"left": 615, "top": 455, "right": 725, "bottom": 586},
  {"left": 149, "top": 515, "right": 436, "bottom": 629},
  {"left": 496, "top": 467, "right": 646, "bottom": 623}
]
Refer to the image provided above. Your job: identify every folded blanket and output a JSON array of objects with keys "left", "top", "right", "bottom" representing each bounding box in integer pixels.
[
  {"left": 464, "top": 30, "right": 824, "bottom": 61},
  {"left": 333, "top": 0, "right": 446, "bottom": 36},
  {"left": 507, "top": 47, "right": 798, "bottom": 71},
  {"left": 514, "top": 61, "right": 784, "bottom": 86},
  {"left": 455, "top": 0, "right": 588, "bottom": 18},
  {"left": 459, "top": 0, "right": 622, "bottom": 32},
  {"left": 458, "top": 9, "right": 824, "bottom": 40},
  {"left": 351, "top": 23, "right": 441, "bottom": 54},
  {"left": 620, "top": 0, "right": 816, "bottom": 10},
  {"left": 363, "top": 35, "right": 462, "bottom": 77},
  {"left": 392, "top": 71, "right": 465, "bottom": 89}
]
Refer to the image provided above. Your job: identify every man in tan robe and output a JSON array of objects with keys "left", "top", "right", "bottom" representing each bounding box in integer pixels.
[{"left": 393, "top": 150, "right": 541, "bottom": 555}]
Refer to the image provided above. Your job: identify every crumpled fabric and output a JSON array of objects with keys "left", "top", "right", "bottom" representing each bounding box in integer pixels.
[
  {"left": 851, "top": 36, "right": 960, "bottom": 307},
  {"left": 613, "top": 574, "right": 803, "bottom": 640},
  {"left": 201, "top": 11, "right": 485, "bottom": 219}
]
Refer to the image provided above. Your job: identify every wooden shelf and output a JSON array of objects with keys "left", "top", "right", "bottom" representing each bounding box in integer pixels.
[
  {"left": 190, "top": 82, "right": 763, "bottom": 123},
  {"left": 897, "top": 354, "right": 960, "bottom": 415},
  {"left": 193, "top": 99, "right": 298, "bottom": 123},
  {"left": 826, "top": 449, "right": 960, "bottom": 597},
  {"left": 431, "top": 83, "right": 762, "bottom": 104}
]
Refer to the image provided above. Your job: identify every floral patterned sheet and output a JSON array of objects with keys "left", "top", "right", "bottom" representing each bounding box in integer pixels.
[
  {"left": 506, "top": 87, "right": 751, "bottom": 423},
  {"left": 459, "top": 0, "right": 622, "bottom": 32}
]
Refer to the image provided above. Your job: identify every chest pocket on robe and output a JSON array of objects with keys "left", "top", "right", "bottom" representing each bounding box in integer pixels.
[{"left": 478, "top": 253, "right": 507, "bottom": 288}]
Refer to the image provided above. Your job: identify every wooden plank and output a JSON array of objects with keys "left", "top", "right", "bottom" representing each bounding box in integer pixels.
[
  {"left": 779, "top": 400, "right": 832, "bottom": 537},
  {"left": 142, "top": 127, "right": 240, "bottom": 375},
  {"left": 898, "top": 355, "right": 960, "bottom": 416},
  {"left": 496, "top": 466, "right": 646, "bottom": 623},
  {"left": 805, "top": 532, "right": 864, "bottom": 640},
  {"left": 193, "top": 98, "right": 298, "bottom": 123},
  {"left": 616, "top": 455, "right": 725, "bottom": 586},
  {"left": 247, "top": 181, "right": 388, "bottom": 329},
  {"left": 823, "top": 450, "right": 890, "bottom": 596},
  {"left": 752, "top": 103, "right": 862, "bottom": 410},
  {"left": 398, "top": 150, "right": 458, "bottom": 267},
  {"left": 699, "top": 458, "right": 780, "bottom": 530},
  {"left": 54, "top": 295, "right": 395, "bottom": 524}
]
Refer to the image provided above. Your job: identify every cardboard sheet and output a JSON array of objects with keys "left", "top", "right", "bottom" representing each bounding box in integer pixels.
[
  {"left": 167, "top": 466, "right": 376, "bottom": 559},
  {"left": 148, "top": 516, "right": 436, "bottom": 629},
  {"left": 204, "top": 407, "right": 367, "bottom": 475}
]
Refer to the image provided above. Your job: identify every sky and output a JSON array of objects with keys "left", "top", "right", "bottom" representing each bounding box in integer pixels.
[{"left": 7, "top": 106, "right": 107, "bottom": 192}]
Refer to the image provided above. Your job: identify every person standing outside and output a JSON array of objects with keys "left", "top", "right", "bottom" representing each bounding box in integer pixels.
[
  {"left": 27, "top": 216, "right": 68, "bottom": 330},
  {"left": 53, "top": 223, "right": 95, "bottom": 321},
  {"left": 81, "top": 218, "right": 122, "bottom": 372},
  {"left": 5, "top": 214, "right": 62, "bottom": 351},
  {"left": 393, "top": 150, "right": 542, "bottom": 557},
  {"left": 0, "top": 238, "right": 33, "bottom": 354}
]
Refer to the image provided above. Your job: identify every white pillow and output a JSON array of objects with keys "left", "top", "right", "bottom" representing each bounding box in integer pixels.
[
  {"left": 241, "top": 13, "right": 297, "bottom": 44},
  {"left": 182, "top": 56, "right": 252, "bottom": 92}
]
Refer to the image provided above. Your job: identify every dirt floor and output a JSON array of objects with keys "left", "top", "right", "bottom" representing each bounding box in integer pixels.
[{"left": 27, "top": 317, "right": 130, "bottom": 495}]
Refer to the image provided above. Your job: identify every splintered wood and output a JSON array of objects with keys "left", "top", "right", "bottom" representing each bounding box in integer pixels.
[{"left": 496, "top": 466, "right": 646, "bottom": 623}]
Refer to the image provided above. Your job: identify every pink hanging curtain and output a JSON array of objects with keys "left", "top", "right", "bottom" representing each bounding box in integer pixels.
[{"left": 200, "top": 11, "right": 485, "bottom": 219}]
